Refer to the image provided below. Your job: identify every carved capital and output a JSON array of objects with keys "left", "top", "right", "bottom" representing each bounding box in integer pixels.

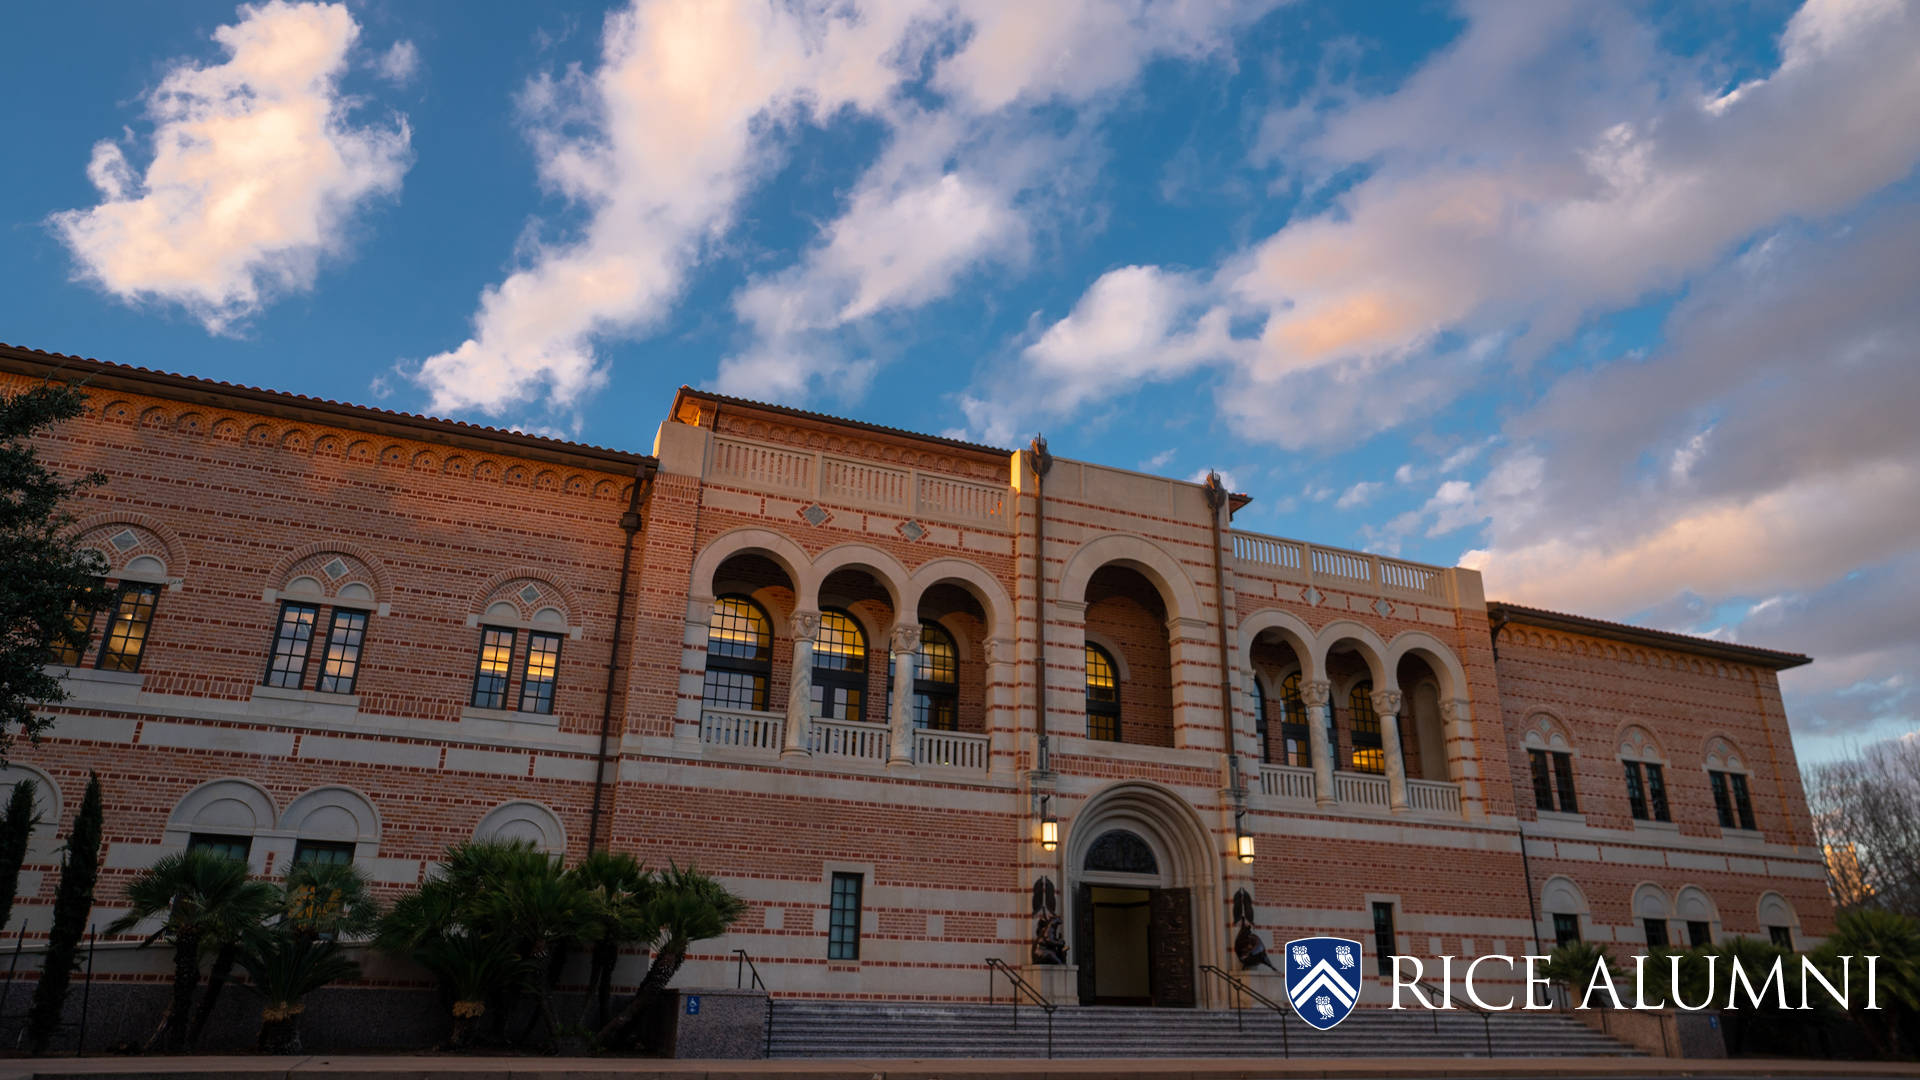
[
  {"left": 790, "top": 609, "right": 821, "bottom": 640},
  {"left": 890, "top": 622, "right": 923, "bottom": 654},
  {"left": 985, "top": 637, "right": 1016, "bottom": 665},
  {"left": 1370, "top": 689, "right": 1403, "bottom": 718},
  {"left": 1439, "top": 698, "right": 1470, "bottom": 723},
  {"left": 1298, "top": 679, "right": 1333, "bottom": 708}
]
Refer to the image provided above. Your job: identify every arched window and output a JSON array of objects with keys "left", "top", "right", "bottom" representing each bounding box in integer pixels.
[
  {"left": 812, "top": 609, "right": 867, "bottom": 721},
  {"left": 1348, "top": 681, "right": 1383, "bottom": 773},
  {"left": 703, "top": 596, "right": 772, "bottom": 711},
  {"left": 913, "top": 622, "right": 959, "bottom": 731},
  {"left": 1252, "top": 679, "right": 1270, "bottom": 763},
  {"left": 1085, "top": 643, "right": 1120, "bottom": 741},
  {"left": 1279, "top": 672, "right": 1311, "bottom": 768}
]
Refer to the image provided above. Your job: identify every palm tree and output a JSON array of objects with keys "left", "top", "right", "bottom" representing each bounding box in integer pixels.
[
  {"left": 568, "top": 852, "right": 655, "bottom": 1028},
  {"left": 282, "top": 859, "right": 382, "bottom": 941},
  {"left": 1713, "top": 935, "right": 1809, "bottom": 1055},
  {"left": 597, "top": 863, "right": 745, "bottom": 1048},
  {"left": 1542, "top": 940, "right": 1616, "bottom": 1008},
  {"left": 237, "top": 932, "right": 360, "bottom": 1051},
  {"left": 480, "top": 859, "right": 600, "bottom": 1052},
  {"left": 1814, "top": 907, "right": 1920, "bottom": 1057},
  {"left": 106, "top": 848, "right": 280, "bottom": 1052}
]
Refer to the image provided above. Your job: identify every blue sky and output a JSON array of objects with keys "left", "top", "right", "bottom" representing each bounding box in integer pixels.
[{"left": 3, "top": 0, "right": 1916, "bottom": 763}]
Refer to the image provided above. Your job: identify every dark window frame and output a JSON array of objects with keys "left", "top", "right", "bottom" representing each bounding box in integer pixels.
[
  {"left": 1551, "top": 751, "right": 1580, "bottom": 814},
  {"left": 1349, "top": 682, "right": 1383, "bottom": 774},
  {"left": 1529, "top": 749, "right": 1556, "bottom": 811},
  {"left": 911, "top": 621, "right": 959, "bottom": 732},
  {"left": 1729, "top": 772, "right": 1757, "bottom": 831},
  {"left": 1687, "top": 920, "right": 1712, "bottom": 948},
  {"left": 1643, "top": 918, "right": 1669, "bottom": 949},
  {"left": 827, "top": 872, "right": 863, "bottom": 960},
  {"left": 703, "top": 595, "right": 773, "bottom": 712},
  {"left": 50, "top": 581, "right": 103, "bottom": 666},
  {"left": 1644, "top": 762, "right": 1671, "bottom": 822},
  {"left": 96, "top": 580, "right": 161, "bottom": 673},
  {"left": 1553, "top": 913, "right": 1581, "bottom": 947},
  {"left": 1252, "top": 679, "right": 1270, "bottom": 764},
  {"left": 1768, "top": 925, "right": 1793, "bottom": 950},
  {"left": 316, "top": 607, "right": 369, "bottom": 695},
  {"left": 1278, "top": 672, "right": 1311, "bottom": 768},
  {"left": 519, "top": 630, "right": 564, "bottom": 715},
  {"left": 263, "top": 600, "right": 321, "bottom": 689},
  {"left": 471, "top": 625, "right": 517, "bottom": 710},
  {"left": 1085, "top": 643, "right": 1120, "bottom": 742},
  {"left": 292, "top": 839, "right": 357, "bottom": 867},
  {"left": 1371, "top": 901, "right": 1396, "bottom": 975},
  {"left": 188, "top": 833, "right": 252, "bottom": 862},
  {"left": 811, "top": 609, "right": 868, "bottom": 722},
  {"left": 1625, "top": 760, "right": 1649, "bottom": 819}
]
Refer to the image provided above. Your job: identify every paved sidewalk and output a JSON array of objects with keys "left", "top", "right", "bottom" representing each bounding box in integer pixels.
[{"left": 2, "top": 1057, "right": 1916, "bottom": 1080}]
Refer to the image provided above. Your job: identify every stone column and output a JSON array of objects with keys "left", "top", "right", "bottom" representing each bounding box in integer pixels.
[
  {"left": 1373, "top": 688, "right": 1409, "bottom": 812},
  {"left": 888, "top": 622, "right": 920, "bottom": 768},
  {"left": 782, "top": 610, "right": 819, "bottom": 759},
  {"left": 1301, "top": 679, "right": 1334, "bottom": 808},
  {"left": 1440, "top": 698, "right": 1485, "bottom": 820}
]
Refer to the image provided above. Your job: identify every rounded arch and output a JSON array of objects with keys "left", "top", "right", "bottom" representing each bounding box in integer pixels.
[
  {"left": 1236, "top": 608, "right": 1321, "bottom": 683},
  {"left": 474, "top": 800, "right": 567, "bottom": 855},
  {"left": 1674, "top": 885, "right": 1718, "bottom": 924},
  {"left": 907, "top": 558, "right": 1015, "bottom": 643},
  {"left": 68, "top": 513, "right": 188, "bottom": 579},
  {"left": 1703, "top": 735, "right": 1748, "bottom": 772},
  {"left": 1081, "top": 631, "right": 1132, "bottom": 682},
  {"left": 1385, "top": 630, "right": 1468, "bottom": 701},
  {"left": 688, "top": 528, "right": 814, "bottom": 604},
  {"left": 1617, "top": 724, "right": 1665, "bottom": 762},
  {"left": 1055, "top": 533, "right": 1203, "bottom": 622},
  {"left": 1314, "top": 619, "right": 1390, "bottom": 685},
  {"left": 1540, "top": 875, "right": 1590, "bottom": 916},
  {"left": 1631, "top": 882, "right": 1673, "bottom": 921},
  {"left": 472, "top": 568, "right": 585, "bottom": 627},
  {"left": 1520, "top": 710, "right": 1576, "bottom": 753},
  {"left": 1756, "top": 892, "right": 1800, "bottom": 935},
  {"left": 279, "top": 786, "right": 381, "bottom": 846},
  {"left": 0, "top": 763, "right": 62, "bottom": 840},
  {"left": 811, "top": 543, "right": 910, "bottom": 611},
  {"left": 168, "top": 778, "right": 277, "bottom": 837},
  {"left": 266, "top": 541, "right": 394, "bottom": 605}
]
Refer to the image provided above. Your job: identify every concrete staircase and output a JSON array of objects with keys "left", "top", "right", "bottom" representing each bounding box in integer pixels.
[{"left": 766, "top": 1000, "right": 1641, "bottom": 1059}]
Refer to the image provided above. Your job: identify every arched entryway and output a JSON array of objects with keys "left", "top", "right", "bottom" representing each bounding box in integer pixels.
[{"left": 1064, "top": 782, "right": 1221, "bottom": 1008}]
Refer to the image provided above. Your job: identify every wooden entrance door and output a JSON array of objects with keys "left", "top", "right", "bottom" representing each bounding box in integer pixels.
[{"left": 1147, "top": 886, "right": 1196, "bottom": 1007}]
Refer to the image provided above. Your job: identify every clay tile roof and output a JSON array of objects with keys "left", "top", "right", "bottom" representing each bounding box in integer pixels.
[
  {"left": 673, "top": 385, "right": 1013, "bottom": 458},
  {"left": 1486, "top": 601, "right": 1811, "bottom": 670}
]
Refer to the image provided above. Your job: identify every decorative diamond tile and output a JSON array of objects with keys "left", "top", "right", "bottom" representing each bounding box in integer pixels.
[
  {"left": 800, "top": 504, "right": 829, "bottom": 527},
  {"left": 1373, "top": 599, "right": 1394, "bottom": 617},
  {"left": 109, "top": 529, "right": 139, "bottom": 551},
  {"left": 323, "top": 558, "right": 349, "bottom": 579},
  {"left": 519, "top": 583, "right": 543, "bottom": 604},
  {"left": 899, "top": 520, "right": 925, "bottom": 542},
  {"left": 1303, "top": 586, "right": 1324, "bottom": 607}
]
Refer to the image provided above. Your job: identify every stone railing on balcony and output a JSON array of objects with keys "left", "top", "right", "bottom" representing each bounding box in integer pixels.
[
  {"left": 1258, "top": 763, "right": 1316, "bottom": 803},
  {"left": 808, "top": 718, "right": 889, "bottom": 763},
  {"left": 1334, "top": 771, "right": 1390, "bottom": 808},
  {"left": 914, "top": 727, "right": 991, "bottom": 771},
  {"left": 699, "top": 707, "right": 784, "bottom": 753},
  {"left": 1406, "top": 778, "right": 1462, "bottom": 816},
  {"left": 1228, "top": 530, "right": 1454, "bottom": 604},
  {"left": 708, "top": 435, "right": 1009, "bottom": 531}
]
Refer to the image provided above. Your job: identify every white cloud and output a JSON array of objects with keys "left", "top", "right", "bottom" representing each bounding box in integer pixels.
[
  {"left": 1335, "top": 480, "right": 1380, "bottom": 510},
  {"left": 1393, "top": 464, "right": 1415, "bottom": 484},
  {"left": 373, "top": 40, "right": 418, "bottom": 85},
  {"left": 50, "top": 1, "right": 411, "bottom": 333},
  {"left": 1140, "top": 448, "right": 1176, "bottom": 471}
]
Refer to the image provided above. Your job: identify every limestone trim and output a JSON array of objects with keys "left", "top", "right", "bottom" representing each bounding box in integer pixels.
[
  {"left": 471, "top": 568, "right": 586, "bottom": 628},
  {"left": 1673, "top": 885, "right": 1720, "bottom": 939},
  {"left": 1756, "top": 891, "right": 1800, "bottom": 936},
  {"left": 1519, "top": 711, "right": 1576, "bottom": 754},
  {"left": 688, "top": 527, "right": 815, "bottom": 607},
  {"left": 1383, "top": 629, "right": 1470, "bottom": 702},
  {"left": 1054, "top": 533, "right": 1204, "bottom": 623},
  {"left": 1236, "top": 609, "right": 1320, "bottom": 684},
  {"left": 68, "top": 512, "right": 188, "bottom": 577},
  {"left": 165, "top": 777, "right": 278, "bottom": 872},
  {"left": 813, "top": 542, "right": 912, "bottom": 611},
  {"left": 0, "top": 763, "right": 62, "bottom": 842},
  {"left": 1616, "top": 724, "right": 1666, "bottom": 763},
  {"left": 1314, "top": 620, "right": 1391, "bottom": 686},
  {"left": 279, "top": 785, "right": 382, "bottom": 848},
  {"left": 264, "top": 541, "right": 394, "bottom": 606},
  {"left": 474, "top": 800, "right": 567, "bottom": 855},
  {"left": 908, "top": 557, "right": 1016, "bottom": 643}
]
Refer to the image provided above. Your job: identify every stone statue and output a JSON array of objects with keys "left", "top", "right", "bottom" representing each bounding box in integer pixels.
[
  {"left": 1031, "top": 877, "right": 1067, "bottom": 966},
  {"left": 1232, "top": 888, "right": 1276, "bottom": 971}
]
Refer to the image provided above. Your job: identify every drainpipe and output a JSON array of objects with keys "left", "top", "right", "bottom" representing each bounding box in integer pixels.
[
  {"left": 1028, "top": 435, "right": 1053, "bottom": 773},
  {"left": 585, "top": 459, "right": 656, "bottom": 853},
  {"left": 1202, "top": 473, "right": 1236, "bottom": 768},
  {"left": 1518, "top": 826, "right": 1545, "bottom": 1001}
]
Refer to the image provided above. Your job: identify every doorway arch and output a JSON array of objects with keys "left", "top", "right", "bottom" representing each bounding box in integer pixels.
[{"left": 1064, "top": 782, "right": 1221, "bottom": 1008}]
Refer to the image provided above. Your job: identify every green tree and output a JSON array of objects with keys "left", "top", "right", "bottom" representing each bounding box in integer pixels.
[
  {"left": 597, "top": 863, "right": 745, "bottom": 1048},
  {"left": 0, "top": 780, "right": 39, "bottom": 932},
  {"left": 1813, "top": 907, "right": 1920, "bottom": 1058},
  {"left": 237, "top": 932, "right": 361, "bottom": 1052},
  {"left": 568, "top": 851, "right": 655, "bottom": 1029},
  {"left": 481, "top": 857, "right": 600, "bottom": 1053},
  {"left": 25, "top": 772, "right": 102, "bottom": 1054},
  {"left": 1543, "top": 939, "right": 1617, "bottom": 1006},
  {"left": 105, "top": 848, "right": 280, "bottom": 1053},
  {"left": 0, "top": 381, "right": 109, "bottom": 763}
]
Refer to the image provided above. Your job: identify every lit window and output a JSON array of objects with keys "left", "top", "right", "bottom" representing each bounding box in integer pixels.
[
  {"left": 703, "top": 596, "right": 773, "bottom": 711},
  {"left": 828, "top": 872, "right": 863, "bottom": 960},
  {"left": 811, "top": 610, "right": 866, "bottom": 721},
  {"left": 520, "top": 631, "right": 563, "bottom": 714},
  {"left": 50, "top": 582, "right": 102, "bottom": 666},
  {"left": 1085, "top": 644, "right": 1120, "bottom": 741},
  {"left": 317, "top": 609, "right": 367, "bottom": 694},
  {"left": 96, "top": 581, "right": 161, "bottom": 673},
  {"left": 471, "top": 627, "right": 515, "bottom": 710},
  {"left": 1278, "top": 672, "right": 1311, "bottom": 768},
  {"left": 1348, "top": 682, "right": 1383, "bottom": 774},
  {"left": 912, "top": 623, "right": 958, "bottom": 731},
  {"left": 188, "top": 833, "right": 251, "bottom": 862}
]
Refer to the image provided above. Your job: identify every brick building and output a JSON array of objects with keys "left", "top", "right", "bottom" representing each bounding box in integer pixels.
[{"left": 1, "top": 342, "right": 1829, "bottom": 1010}]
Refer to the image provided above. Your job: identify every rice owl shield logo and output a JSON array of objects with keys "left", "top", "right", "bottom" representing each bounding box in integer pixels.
[{"left": 1283, "top": 936, "right": 1363, "bottom": 1031}]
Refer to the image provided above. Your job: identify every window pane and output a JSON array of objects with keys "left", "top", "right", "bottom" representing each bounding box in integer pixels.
[
  {"left": 1708, "top": 771, "right": 1734, "bottom": 828},
  {"left": 293, "top": 840, "right": 355, "bottom": 866},
  {"left": 916, "top": 624, "right": 956, "bottom": 684},
  {"left": 316, "top": 609, "right": 368, "bottom": 694},
  {"left": 472, "top": 627, "right": 515, "bottom": 709},
  {"left": 1085, "top": 644, "right": 1119, "bottom": 741},
  {"left": 51, "top": 587, "right": 98, "bottom": 665},
  {"left": 1348, "top": 682, "right": 1382, "bottom": 774},
  {"left": 814, "top": 611, "right": 866, "bottom": 672},
  {"left": 708, "top": 597, "right": 771, "bottom": 662},
  {"left": 188, "top": 833, "right": 251, "bottom": 862},
  {"left": 1644, "top": 763, "right": 1671, "bottom": 822},
  {"left": 1552, "top": 752, "right": 1580, "bottom": 814},
  {"left": 97, "top": 582, "right": 161, "bottom": 672},
  {"left": 1372, "top": 902, "right": 1395, "bottom": 975},
  {"left": 1624, "top": 761, "right": 1648, "bottom": 820},
  {"left": 703, "top": 668, "right": 768, "bottom": 711},
  {"left": 1687, "top": 920, "right": 1711, "bottom": 948},
  {"left": 1529, "top": 750, "right": 1555, "bottom": 811},
  {"left": 1643, "top": 918, "right": 1669, "bottom": 949},
  {"left": 828, "top": 872, "right": 863, "bottom": 960},
  {"left": 1280, "top": 727, "right": 1310, "bottom": 768},
  {"left": 1252, "top": 681, "right": 1270, "bottom": 764},
  {"left": 519, "top": 632, "right": 562, "bottom": 714},
  {"left": 1769, "top": 925, "right": 1793, "bottom": 950},
  {"left": 1553, "top": 913, "right": 1581, "bottom": 947},
  {"left": 1730, "top": 773, "right": 1757, "bottom": 831}
]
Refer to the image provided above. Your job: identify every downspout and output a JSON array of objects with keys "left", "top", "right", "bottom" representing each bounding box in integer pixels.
[
  {"left": 585, "top": 459, "right": 656, "bottom": 854},
  {"left": 1028, "top": 435, "right": 1053, "bottom": 773},
  {"left": 1202, "top": 473, "right": 1236, "bottom": 769}
]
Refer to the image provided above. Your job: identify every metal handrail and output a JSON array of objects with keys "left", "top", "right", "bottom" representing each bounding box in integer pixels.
[
  {"left": 1413, "top": 976, "right": 1495, "bottom": 1056},
  {"left": 984, "top": 957, "right": 1056, "bottom": 1059},
  {"left": 1197, "top": 964, "right": 1290, "bottom": 1058},
  {"left": 732, "top": 948, "right": 767, "bottom": 992}
]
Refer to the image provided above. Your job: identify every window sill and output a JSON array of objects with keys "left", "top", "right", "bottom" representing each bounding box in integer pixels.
[
  {"left": 1536, "top": 810, "right": 1586, "bottom": 825},
  {"left": 1720, "top": 826, "right": 1765, "bottom": 844},
  {"left": 1631, "top": 818, "right": 1680, "bottom": 835},
  {"left": 48, "top": 665, "right": 144, "bottom": 687},
  {"left": 462, "top": 707, "right": 559, "bottom": 729},
  {"left": 252, "top": 684, "right": 361, "bottom": 708}
]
